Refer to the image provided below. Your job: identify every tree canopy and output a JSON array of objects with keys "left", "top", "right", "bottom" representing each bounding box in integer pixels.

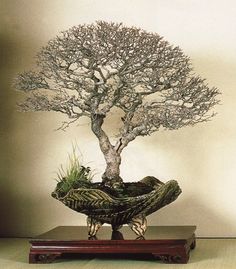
[{"left": 15, "top": 21, "right": 219, "bottom": 156}]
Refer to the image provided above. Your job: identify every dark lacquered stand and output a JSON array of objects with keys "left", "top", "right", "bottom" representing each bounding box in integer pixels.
[{"left": 29, "top": 226, "right": 196, "bottom": 264}]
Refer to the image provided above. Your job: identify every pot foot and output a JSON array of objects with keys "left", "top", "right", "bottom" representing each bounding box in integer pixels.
[
  {"left": 112, "top": 224, "right": 123, "bottom": 231},
  {"left": 87, "top": 216, "right": 103, "bottom": 237},
  {"left": 128, "top": 215, "right": 147, "bottom": 237}
]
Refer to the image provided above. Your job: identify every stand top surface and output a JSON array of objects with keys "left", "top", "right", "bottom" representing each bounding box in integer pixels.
[{"left": 31, "top": 226, "right": 196, "bottom": 242}]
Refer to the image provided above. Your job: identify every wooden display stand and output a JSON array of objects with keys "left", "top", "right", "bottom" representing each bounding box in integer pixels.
[{"left": 29, "top": 226, "right": 196, "bottom": 264}]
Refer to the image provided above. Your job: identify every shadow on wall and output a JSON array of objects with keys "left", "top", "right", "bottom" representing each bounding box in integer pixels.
[
  {"left": 0, "top": 32, "right": 20, "bottom": 236},
  {"left": 0, "top": 27, "right": 38, "bottom": 236}
]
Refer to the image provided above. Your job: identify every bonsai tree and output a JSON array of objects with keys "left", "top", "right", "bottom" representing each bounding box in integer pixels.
[{"left": 15, "top": 21, "right": 219, "bottom": 189}]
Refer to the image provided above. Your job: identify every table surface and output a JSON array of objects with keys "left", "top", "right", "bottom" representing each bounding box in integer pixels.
[{"left": 31, "top": 226, "right": 196, "bottom": 242}]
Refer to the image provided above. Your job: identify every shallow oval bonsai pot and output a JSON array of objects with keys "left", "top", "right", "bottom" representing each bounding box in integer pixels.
[{"left": 52, "top": 176, "right": 181, "bottom": 237}]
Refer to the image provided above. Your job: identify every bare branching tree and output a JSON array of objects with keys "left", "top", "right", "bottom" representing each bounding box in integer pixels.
[{"left": 15, "top": 21, "right": 220, "bottom": 188}]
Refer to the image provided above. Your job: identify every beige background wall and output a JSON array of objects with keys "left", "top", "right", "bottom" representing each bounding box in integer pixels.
[{"left": 1, "top": 0, "right": 236, "bottom": 237}]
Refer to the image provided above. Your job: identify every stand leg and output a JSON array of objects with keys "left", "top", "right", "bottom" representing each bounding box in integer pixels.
[
  {"left": 153, "top": 251, "right": 190, "bottom": 264},
  {"left": 29, "top": 253, "right": 37, "bottom": 264},
  {"left": 29, "top": 253, "right": 61, "bottom": 264}
]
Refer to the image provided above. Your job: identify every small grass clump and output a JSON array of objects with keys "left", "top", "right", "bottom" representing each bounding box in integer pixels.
[{"left": 56, "top": 148, "right": 93, "bottom": 195}]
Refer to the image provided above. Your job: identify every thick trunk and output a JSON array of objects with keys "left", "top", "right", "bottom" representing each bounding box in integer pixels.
[
  {"left": 91, "top": 114, "right": 123, "bottom": 189},
  {"left": 102, "top": 150, "right": 123, "bottom": 189}
]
